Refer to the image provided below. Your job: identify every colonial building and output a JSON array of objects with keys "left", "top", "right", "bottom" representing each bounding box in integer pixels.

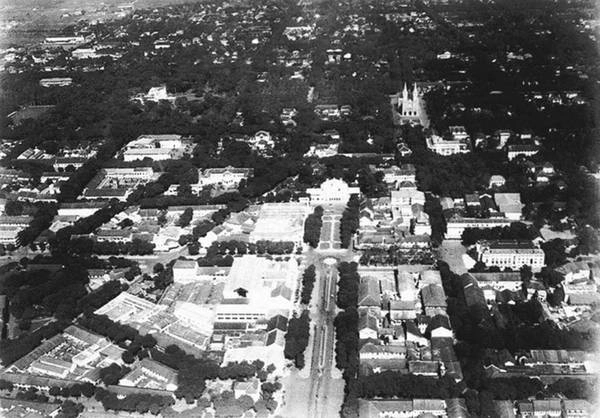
[
  {"left": 122, "top": 134, "right": 187, "bottom": 162},
  {"left": 445, "top": 215, "right": 512, "bottom": 240},
  {"left": 494, "top": 193, "right": 524, "bottom": 220},
  {"left": 507, "top": 142, "right": 539, "bottom": 161},
  {"left": 426, "top": 134, "right": 470, "bottom": 156},
  {"left": 477, "top": 240, "right": 546, "bottom": 272},
  {"left": 197, "top": 166, "right": 254, "bottom": 188},
  {"left": 307, "top": 179, "right": 360, "bottom": 205}
]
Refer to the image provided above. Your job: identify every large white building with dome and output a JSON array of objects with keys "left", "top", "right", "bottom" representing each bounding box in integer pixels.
[{"left": 306, "top": 179, "right": 361, "bottom": 205}]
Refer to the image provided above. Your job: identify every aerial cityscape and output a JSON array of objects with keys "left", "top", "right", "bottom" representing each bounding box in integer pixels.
[{"left": 0, "top": 0, "right": 599, "bottom": 417}]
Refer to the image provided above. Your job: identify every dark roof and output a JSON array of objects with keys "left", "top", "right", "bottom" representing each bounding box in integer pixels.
[
  {"left": 267, "top": 315, "right": 288, "bottom": 332},
  {"left": 428, "top": 314, "right": 451, "bottom": 331}
]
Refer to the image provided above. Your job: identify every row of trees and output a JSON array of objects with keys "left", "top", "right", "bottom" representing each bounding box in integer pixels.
[
  {"left": 461, "top": 222, "right": 539, "bottom": 246},
  {"left": 283, "top": 310, "right": 311, "bottom": 369},
  {"left": 303, "top": 206, "right": 324, "bottom": 248},
  {"left": 95, "top": 387, "right": 175, "bottom": 415},
  {"left": 68, "top": 237, "right": 155, "bottom": 256},
  {"left": 336, "top": 261, "right": 360, "bottom": 309},
  {"left": 340, "top": 196, "right": 360, "bottom": 249},
  {"left": 334, "top": 262, "right": 361, "bottom": 418},
  {"left": 358, "top": 373, "right": 462, "bottom": 399},
  {"left": 300, "top": 265, "right": 316, "bottom": 305},
  {"left": 424, "top": 194, "right": 446, "bottom": 245},
  {"left": 78, "top": 313, "right": 157, "bottom": 363},
  {"left": 149, "top": 344, "right": 275, "bottom": 403},
  {"left": 204, "top": 240, "right": 296, "bottom": 256}
]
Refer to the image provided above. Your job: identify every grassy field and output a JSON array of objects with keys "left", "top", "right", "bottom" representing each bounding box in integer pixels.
[{"left": 0, "top": 0, "right": 197, "bottom": 48}]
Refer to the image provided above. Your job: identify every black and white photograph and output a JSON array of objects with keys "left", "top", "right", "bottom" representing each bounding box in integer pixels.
[{"left": 0, "top": 0, "right": 598, "bottom": 416}]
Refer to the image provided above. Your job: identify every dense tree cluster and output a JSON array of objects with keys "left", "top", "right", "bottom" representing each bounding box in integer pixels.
[
  {"left": 340, "top": 195, "right": 360, "bottom": 249},
  {"left": 15, "top": 387, "right": 49, "bottom": 403},
  {"left": 334, "top": 261, "right": 361, "bottom": 417},
  {"left": 0, "top": 320, "right": 69, "bottom": 365},
  {"left": 303, "top": 206, "right": 323, "bottom": 248},
  {"left": 99, "top": 363, "right": 132, "bottom": 386},
  {"left": 300, "top": 265, "right": 316, "bottom": 305},
  {"left": 150, "top": 345, "right": 271, "bottom": 403},
  {"left": 94, "top": 387, "right": 175, "bottom": 415},
  {"left": 336, "top": 262, "right": 360, "bottom": 309},
  {"left": 461, "top": 222, "right": 539, "bottom": 246},
  {"left": 67, "top": 236, "right": 155, "bottom": 256},
  {"left": 177, "top": 207, "right": 193, "bottom": 227},
  {"left": 358, "top": 373, "right": 462, "bottom": 399},
  {"left": 78, "top": 313, "right": 157, "bottom": 362},
  {"left": 203, "top": 240, "right": 295, "bottom": 256},
  {"left": 57, "top": 400, "right": 85, "bottom": 418},
  {"left": 284, "top": 310, "right": 310, "bottom": 369},
  {"left": 16, "top": 202, "right": 57, "bottom": 247},
  {"left": 2, "top": 265, "right": 123, "bottom": 327},
  {"left": 49, "top": 382, "right": 96, "bottom": 399},
  {"left": 424, "top": 194, "right": 446, "bottom": 245}
]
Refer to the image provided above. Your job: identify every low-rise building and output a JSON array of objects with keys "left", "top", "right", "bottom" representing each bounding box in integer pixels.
[
  {"left": 122, "top": 134, "right": 188, "bottom": 161},
  {"left": 507, "top": 143, "right": 539, "bottom": 161},
  {"left": 494, "top": 193, "right": 523, "bottom": 220},
  {"left": 489, "top": 175, "right": 506, "bottom": 188},
  {"left": 445, "top": 215, "right": 511, "bottom": 240},
  {"left": 39, "top": 77, "right": 73, "bottom": 87},
  {"left": 197, "top": 166, "right": 253, "bottom": 188},
  {"left": 368, "top": 164, "right": 417, "bottom": 186},
  {"left": 426, "top": 134, "right": 469, "bottom": 156},
  {"left": 121, "top": 358, "right": 178, "bottom": 391}
]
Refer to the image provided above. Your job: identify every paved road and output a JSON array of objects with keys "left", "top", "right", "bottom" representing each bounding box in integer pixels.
[{"left": 280, "top": 243, "right": 354, "bottom": 418}]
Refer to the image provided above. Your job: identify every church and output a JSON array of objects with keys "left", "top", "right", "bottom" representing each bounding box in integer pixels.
[{"left": 390, "top": 83, "right": 425, "bottom": 126}]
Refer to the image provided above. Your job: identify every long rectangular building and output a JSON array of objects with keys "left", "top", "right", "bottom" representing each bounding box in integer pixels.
[
  {"left": 477, "top": 240, "right": 545, "bottom": 272},
  {"left": 445, "top": 215, "right": 512, "bottom": 239}
]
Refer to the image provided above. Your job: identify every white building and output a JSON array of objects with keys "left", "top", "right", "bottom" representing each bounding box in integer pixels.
[
  {"left": 390, "top": 83, "right": 425, "bottom": 125},
  {"left": 507, "top": 143, "right": 539, "bottom": 161},
  {"left": 39, "top": 78, "right": 73, "bottom": 87},
  {"left": 58, "top": 202, "right": 106, "bottom": 218},
  {"left": 248, "top": 131, "right": 275, "bottom": 151},
  {"left": 426, "top": 134, "right": 469, "bottom": 156},
  {"left": 307, "top": 179, "right": 360, "bottom": 205},
  {"left": 132, "top": 86, "right": 176, "bottom": 104},
  {"left": 494, "top": 193, "right": 523, "bottom": 220},
  {"left": 489, "top": 175, "right": 506, "bottom": 188},
  {"left": 369, "top": 164, "right": 416, "bottom": 186},
  {"left": 197, "top": 166, "right": 253, "bottom": 188},
  {"left": 250, "top": 202, "right": 310, "bottom": 245},
  {"left": 477, "top": 240, "right": 545, "bottom": 272},
  {"left": 391, "top": 186, "right": 425, "bottom": 221},
  {"left": 172, "top": 259, "right": 200, "bottom": 284},
  {"left": 445, "top": 215, "right": 512, "bottom": 240},
  {"left": 304, "top": 143, "right": 339, "bottom": 158},
  {"left": 122, "top": 134, "right": 186, "bottom": 161},
  {"left": 219, "top": 255, "right": 299, "bottom": 322}
]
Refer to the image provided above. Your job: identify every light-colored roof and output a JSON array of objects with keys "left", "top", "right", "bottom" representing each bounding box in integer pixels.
[{"left": 173, "top": 259, "right": 198, "bottom": 270}]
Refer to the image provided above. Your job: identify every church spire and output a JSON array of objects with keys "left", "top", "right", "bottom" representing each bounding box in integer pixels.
[{"left": 402, "top": 83, "right": 408, "bottom": 100}]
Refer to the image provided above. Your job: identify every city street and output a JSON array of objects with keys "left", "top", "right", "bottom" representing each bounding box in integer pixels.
[{"left": 281, "top": 218, "right": 356, "bottom": 418}]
